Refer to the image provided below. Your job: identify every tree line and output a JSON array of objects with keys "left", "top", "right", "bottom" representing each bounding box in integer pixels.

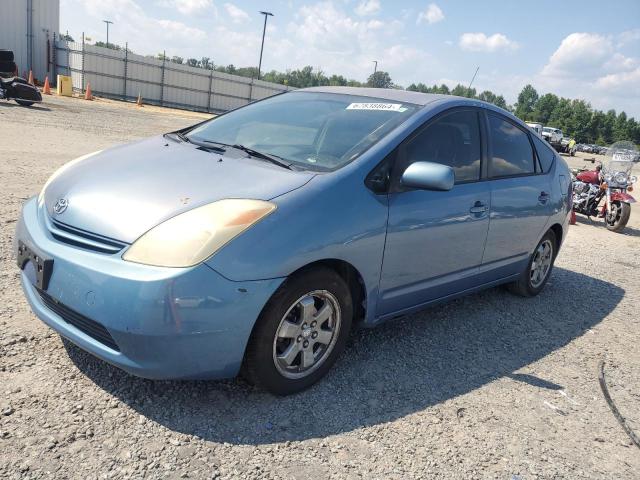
[{"left": 81, "top": 39, "right": 640, "bottom": 145}]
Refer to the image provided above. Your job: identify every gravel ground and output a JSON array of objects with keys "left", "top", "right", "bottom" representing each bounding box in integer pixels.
[{"left": 1, "top": 95, "right": 639, "bottom": 479}]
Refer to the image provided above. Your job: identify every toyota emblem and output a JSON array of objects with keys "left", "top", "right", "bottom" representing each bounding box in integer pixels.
[{"left": 53, "top": 198, "right": 68, "bottom": 215}]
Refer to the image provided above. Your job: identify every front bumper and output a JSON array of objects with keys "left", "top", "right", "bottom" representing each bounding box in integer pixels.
[{"left": 15, "top": 197, "right": 284, "bottom": 380}]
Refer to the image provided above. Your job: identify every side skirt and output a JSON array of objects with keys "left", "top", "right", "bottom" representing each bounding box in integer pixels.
[{"left": 369, "top": 272, "right": 521, "bottom": 327}]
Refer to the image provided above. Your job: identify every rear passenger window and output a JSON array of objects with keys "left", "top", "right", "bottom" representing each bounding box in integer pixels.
[
  {"left": 404, "top": 110, "right": 481, "bottom": 183},
  {"left": 488, "top": 115, "right": 535, "bottom": 177},
  {"left": 532, "top": 135, "right": 555, "bottom": 173}
]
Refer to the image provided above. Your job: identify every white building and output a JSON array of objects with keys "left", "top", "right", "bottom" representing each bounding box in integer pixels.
[{"left": 0, "top": 0, "right": 60, "bottom": 82}]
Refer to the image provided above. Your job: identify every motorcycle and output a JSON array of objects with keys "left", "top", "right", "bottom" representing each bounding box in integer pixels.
[
  {"left": 571, "top": 143, "right": 637, "bottom": 232},
  {"left": 0, "top": 49, "right": 42, "bottom": 107}
]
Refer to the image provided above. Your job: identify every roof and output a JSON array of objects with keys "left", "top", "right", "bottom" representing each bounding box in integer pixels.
[{"left": 298, "top": 86, "right": 451, "bottom": 106}]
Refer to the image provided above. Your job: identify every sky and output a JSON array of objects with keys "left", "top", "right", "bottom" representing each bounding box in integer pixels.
[{"left": 60, "top": 0, "right": 640, "bottom": 117}]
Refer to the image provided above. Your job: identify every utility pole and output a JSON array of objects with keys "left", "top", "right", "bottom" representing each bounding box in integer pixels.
[
  {"left": 372, "top": 60, "right": 378, "bottom": 75},
  {"left": 103, "top": 20, "right": 113, "bottom": 48},
  {"left": 257, "top": 11, "right": 273, "bottom": 80}
]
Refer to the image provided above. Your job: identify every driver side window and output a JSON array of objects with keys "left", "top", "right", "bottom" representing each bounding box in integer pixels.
[{"left": 404, "top": 110, "right": 482, "bottom": 183}]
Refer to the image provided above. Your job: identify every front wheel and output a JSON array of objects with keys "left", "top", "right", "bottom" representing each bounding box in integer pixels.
[
  {"left": 242, "top": 267, "right": 353, "bottom": 395},
  {"left": 15, "top": 100, "right": 34, "bottom": 107},
  {"left": 507, "top": 230, "right": 557, "bottom": 297},
  {"left": 605, "top": 201, "right": 631, "bottom": 232}
]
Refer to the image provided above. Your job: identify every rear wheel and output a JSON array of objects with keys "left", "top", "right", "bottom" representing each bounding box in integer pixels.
[
  {"left": 16, "top": 100, "right": 34, "bottom": 107},
  {"left": 243, "top": 267, "right": 353, "bottom": 395},
  {"left": 605, "top": 201, "right": 630, "bottom": 232},
  {"left": 507, "top": 230, "right": 556, "bottom": 297}
]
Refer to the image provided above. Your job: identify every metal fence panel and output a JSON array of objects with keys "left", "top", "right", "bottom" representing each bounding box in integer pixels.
[{"left": 54, "top": 39, "right": 293, "bottom": 113}]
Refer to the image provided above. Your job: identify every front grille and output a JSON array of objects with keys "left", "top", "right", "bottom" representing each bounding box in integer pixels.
[
  {"left": 37, "top": 288, "right": 120, "bottom": 351},
  {"left": 45, "top": 215, "right": 128, "bottom": 254}
]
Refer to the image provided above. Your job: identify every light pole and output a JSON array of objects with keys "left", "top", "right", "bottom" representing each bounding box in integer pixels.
[
  {"left": 257, "top": 11, "right": 273, "bottom": 80},
  {"left": 372, "top": 60, "right": 378, "bottom": 75},
  {"left": 103, "top": 20, "right": 113, "bottom": 48}
]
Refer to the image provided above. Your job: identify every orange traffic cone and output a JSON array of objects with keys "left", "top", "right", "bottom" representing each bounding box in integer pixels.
[
  {"left": 42, "top": 76, "right": 52, "bottom": 95},
  {"left": 569, "top": 210, "right": 576, "bottom": 225},
  {"left": 136, "top": 92, "right": 143, "bottom": 107},
  {"left": 84, "top": 83, "right": 93, "bottom": 100},
  {"left": 27, "top": 70, "right": 34, "bottom": 85}
]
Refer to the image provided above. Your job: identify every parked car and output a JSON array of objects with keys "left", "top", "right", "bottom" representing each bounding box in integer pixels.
[
  {"left": 526, "top": 122, "right": 543, "bottom": 135},
  {"left": 16, "top": 87, "right": 572, "bottom": 395},
  {"left": 542, "top": 126, "right": 563, "bottom": 150}
]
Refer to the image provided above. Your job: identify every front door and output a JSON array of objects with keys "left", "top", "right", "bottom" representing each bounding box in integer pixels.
[{"left": 378, "top": 109, "right": 490, "bottom": 316}]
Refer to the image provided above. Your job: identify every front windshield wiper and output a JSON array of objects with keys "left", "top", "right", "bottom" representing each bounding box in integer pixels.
[
  {"left": 230, "top": 144, "right": 293, "bottom": 170},
  {"left": 201, "top": 142, "right": 292, "bottom": 170},
  {"left": 164, "top": 131, "right": 194, "bottom": 144}
]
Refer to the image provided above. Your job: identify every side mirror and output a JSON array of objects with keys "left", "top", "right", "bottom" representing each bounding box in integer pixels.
[{"left": 400, "top": 161, "right": 455, "bottom": 191}]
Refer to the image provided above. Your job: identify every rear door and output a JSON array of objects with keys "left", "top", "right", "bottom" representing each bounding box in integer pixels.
[{"left": 482, "top": 113, "right": 553, "bottom": 274}]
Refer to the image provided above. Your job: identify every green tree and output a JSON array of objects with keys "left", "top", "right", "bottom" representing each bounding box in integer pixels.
[
  {"left": 603, "top": 110, "right": 617, "bottom": 144},
  {"left": 171, "top": 56, "right": 183, "bottom": 64},
  {"left": 514, "top": 84, "right": 539, "bottom": 120},
  {"left": 451, "top": 84, "right": 476, "bottom": 98},
  {"left": 366, "top": 71, "right": 393, "bottom": 88},
  {"left": 533, "top": 93, "right": 559, "bottom": 124},
  {"left": 95, "top": 41, "right": 122, "bottom": 50}
]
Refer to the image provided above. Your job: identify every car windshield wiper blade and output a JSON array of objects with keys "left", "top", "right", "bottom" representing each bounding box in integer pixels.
[
  {"left": 230, "top": 144, "right": 293, "bottom": 170},
  {"left": 164, "top": 131, "right": 191, "bottom": 143}
]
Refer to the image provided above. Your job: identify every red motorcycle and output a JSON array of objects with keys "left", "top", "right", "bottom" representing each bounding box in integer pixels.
[{"left": 571, "top": 147, "right": 637, "bottom": 232}]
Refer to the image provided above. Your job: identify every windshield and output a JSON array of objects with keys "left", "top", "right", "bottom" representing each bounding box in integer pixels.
[{"left": 187, "top": 91, "right": 418, "bottom": 171}]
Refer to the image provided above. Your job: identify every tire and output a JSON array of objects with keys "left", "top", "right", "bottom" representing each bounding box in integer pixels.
[
  {"left": 605, "top": 201, "right": 631, "bottom": 232},
  {"left": 16, "top": 100, "right": 34, "bottom": 107},
  {"left": 507, "top": 230, "right": 557, "bottom": 297},
  {"left": 243, "top": 266, "right": 353, "bottom": 395}
]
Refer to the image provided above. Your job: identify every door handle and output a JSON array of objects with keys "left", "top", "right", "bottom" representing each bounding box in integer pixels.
[
  {"left": 469, "top": 201, "right": 489, "bottom": 214},
  {"left": 538, "top": 191, "right": 550, "bottom": 204}
]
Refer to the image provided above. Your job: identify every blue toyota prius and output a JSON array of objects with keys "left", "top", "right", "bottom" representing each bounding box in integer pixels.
[{"left": 16, "top": 87, "right": 571, "bottom": 394}]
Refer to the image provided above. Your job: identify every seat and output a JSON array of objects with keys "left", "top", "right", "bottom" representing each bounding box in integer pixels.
[
  {"left": 0, "top": 50, "right": 14, "bottom": 62},
  {"left": 0, "top": 60, "right": 17, "bottom": 77}
]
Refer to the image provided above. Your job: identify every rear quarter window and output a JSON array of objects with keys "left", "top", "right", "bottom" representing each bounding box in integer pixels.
[{"left": 532, "top": 135, "right": 555, "bottom": 173}]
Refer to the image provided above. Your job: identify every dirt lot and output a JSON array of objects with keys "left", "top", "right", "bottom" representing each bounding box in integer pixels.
[{"left": 1, "top": 95, "right": 639, "bottom": 479}]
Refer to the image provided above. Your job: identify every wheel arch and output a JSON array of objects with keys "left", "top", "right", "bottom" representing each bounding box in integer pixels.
[
  {"left": 286, "top": 259, "right": 367, "bottom": 324},
  {"left": 548, "top": 223, "right": 563, "bottom": 253}
]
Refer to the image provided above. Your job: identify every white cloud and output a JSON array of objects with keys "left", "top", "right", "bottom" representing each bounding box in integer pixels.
[
  {"left": 596, "top": 67, "right": 640, "bottom": 90},
  {"left": 417, "top": 4, "right": 444, "bottom": 25},
  {"left": 617, "top": 29, "right": 640, "bottom": 47},
  {"left": 224, "top": 3, "right": 250, "bottom": 24},
  {"left": 459, "top": 32, "right": 519, "bottom": 52},
  {"left": 541, "top": 33, "right": 613, "bottom": 77},
  {"left": 65, "top": 0, "right": 208, "bottom": 56},
  {"left": 355, "top": 0, "right": 381, "bottom": 16},
  {"left": 160, "top": 0, "right": 212, "bottom": 15},
  {"left": 535, "top": 32, "right": 640, "bottom": 116}
]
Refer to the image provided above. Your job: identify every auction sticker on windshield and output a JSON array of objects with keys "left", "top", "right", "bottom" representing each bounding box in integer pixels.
[{"left": 346, "top": 103, "right": 406, "bottom": 111}]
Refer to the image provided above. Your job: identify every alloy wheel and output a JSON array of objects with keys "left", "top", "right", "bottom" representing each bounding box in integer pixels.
[
  {"left": 530, "top": 239, "right": 553, "bottom": 288},
  {"left": 272, "top": 290, "right": 341, "bottom": 379}
]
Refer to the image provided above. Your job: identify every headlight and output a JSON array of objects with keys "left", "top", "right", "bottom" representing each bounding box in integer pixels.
[
  {"left": 38, "top": 150, "right": 103, "bottom": 204},
  {"left": 122, "top": 199, "right": 276, "bottom": 267},
  {"left": 614, "top": 172, "right": 627, "bottom": 184}
]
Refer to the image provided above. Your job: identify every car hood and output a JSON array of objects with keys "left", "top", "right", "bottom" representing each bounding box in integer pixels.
[{"left": 43, "top": 135, "right": 315, "bottom": 243}]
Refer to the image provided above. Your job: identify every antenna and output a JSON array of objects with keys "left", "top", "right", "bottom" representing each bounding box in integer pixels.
[{"left": 467, "top": 66, "right": 479, "bottom": 91}]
